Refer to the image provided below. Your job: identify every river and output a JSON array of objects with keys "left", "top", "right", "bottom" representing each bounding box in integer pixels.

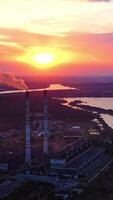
[
  {"left": 60, "top": 97, "right": 113, "bottom": 129},
  {"left": 0, "top": 84, "right": 113, "bottom": 129}
]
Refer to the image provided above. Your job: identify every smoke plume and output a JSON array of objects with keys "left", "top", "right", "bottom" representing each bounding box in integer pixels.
[{"left": 0, "top": 73, "right": 28, "bottom": 90}]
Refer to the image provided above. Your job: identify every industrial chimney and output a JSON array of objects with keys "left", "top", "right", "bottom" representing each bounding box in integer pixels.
[
  {"left": 43, "top": 90, "right": 49, "bottom": 155},
  {"left": 25, "top": 91, "right": 31, "bottom": 166}
]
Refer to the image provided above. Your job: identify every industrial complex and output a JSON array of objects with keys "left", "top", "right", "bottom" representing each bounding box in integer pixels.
[{"left": 0, "top": 90, "right": 113, "bottom": 200}]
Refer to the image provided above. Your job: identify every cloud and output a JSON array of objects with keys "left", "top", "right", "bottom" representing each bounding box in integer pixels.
[
  {"left": 0, "top": 28, "right": 55, "bottom": 47},
  {"left": 0, "top": 27, "right": 63, "bottom": 68},
  {"left": 0, "top": 27, "right": 62, "bottom": 57},
  {"left": 0, "top": 0, "right": 113, "bottom": 35},
  {"left": 0, "top": 26, "right": 113, "bottom": 76},
  {"left": 89, "top": 0, "right": 111, "bottom": 2},
  {"left": 0, "top": 27, "right": 113, "bottom": 64}
]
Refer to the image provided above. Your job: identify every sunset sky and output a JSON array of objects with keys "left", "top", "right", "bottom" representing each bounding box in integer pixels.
[{"left": 0, "top": 0, "right": 113, "bottom": 76}]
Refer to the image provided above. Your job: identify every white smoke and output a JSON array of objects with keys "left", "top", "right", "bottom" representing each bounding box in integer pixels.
[{"left": 0, "top": 73, "right": 28, "bottom": 90}]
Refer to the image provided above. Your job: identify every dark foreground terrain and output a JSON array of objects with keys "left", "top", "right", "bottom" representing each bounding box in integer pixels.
[
  {"left": 1, "top": 76, "right": 113, "bottom": 200},
  {"left": 2, "top": 181, "right": 56, "bottom": 200}
]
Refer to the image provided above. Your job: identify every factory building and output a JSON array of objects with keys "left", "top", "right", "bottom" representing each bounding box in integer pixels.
[{"left": 50, "top": 145, "right": 112, "bottom": 185}]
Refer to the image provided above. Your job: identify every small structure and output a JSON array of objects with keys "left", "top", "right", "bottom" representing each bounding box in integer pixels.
[
  {"left": 50, "top": 159, "right": 66, "bottom": 169},
  {"left": 89, "top": 129, "right": 100, "bottom": 135},
  {"left": 64, "top": 125, "right": 82, "bottom": 138},
  {"left": 0, "top": 163, "right": 8, "bottom": 172}
]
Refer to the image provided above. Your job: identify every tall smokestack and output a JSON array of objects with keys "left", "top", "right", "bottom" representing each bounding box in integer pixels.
[
  {"left": 25, "top": 91, "right": 31, "bottom": 166},
  {"left": 43, "top": 90, "right": 49, "bottom": 155}
]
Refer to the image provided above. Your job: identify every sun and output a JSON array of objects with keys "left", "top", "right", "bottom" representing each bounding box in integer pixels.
[
  {"left": 33, "top": 53, "right": 54, "bottom": 65},
  {"left": 17, "top": 47, "right": 75, "bottom": 70}
]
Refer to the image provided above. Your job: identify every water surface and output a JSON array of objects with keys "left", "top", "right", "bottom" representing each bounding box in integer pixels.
[{"left": 60, "top": 97, "right": 113, "bottom": 129}]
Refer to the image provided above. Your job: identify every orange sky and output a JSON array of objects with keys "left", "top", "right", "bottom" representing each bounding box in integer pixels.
[{"left": 0, "top": 0, "right": 113, "bottom": 76}]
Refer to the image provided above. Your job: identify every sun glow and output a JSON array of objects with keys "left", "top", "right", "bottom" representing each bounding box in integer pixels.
[
  {"left": 33, "top": 53, "right": 54, "bottom": 65},
  {"left": 17, "top": 47, "right": 75, "bottom": 70}
]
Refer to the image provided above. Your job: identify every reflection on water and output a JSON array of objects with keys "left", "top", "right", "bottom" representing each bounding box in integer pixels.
[
  {"left": 101, "top": 114, "right": 113, "bottom": 129},
  {"left": 61, "top": 98, "right": 82, "bottom": 110},
  {"left": 46, "top": 84, "right": 76, "bottom": 90},
  {"left": 0, "top": 84, "right": 76, "bottom": 95},
  {"left": 59, "top": 97, "right": 113, "bottom": 129},
  {"left": 1, "top": 85, "right": 113, "bottom": 129},
  {"left": 61, "top": 97, "right": 113, "bottom": 110},
  {"left": 75, "top": 97, "right": 113, "bottom": 110}
]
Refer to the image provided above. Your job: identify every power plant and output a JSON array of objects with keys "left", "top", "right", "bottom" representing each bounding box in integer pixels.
[{"left": 0, "top": 89, "right": 113, "bottom": 200}]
